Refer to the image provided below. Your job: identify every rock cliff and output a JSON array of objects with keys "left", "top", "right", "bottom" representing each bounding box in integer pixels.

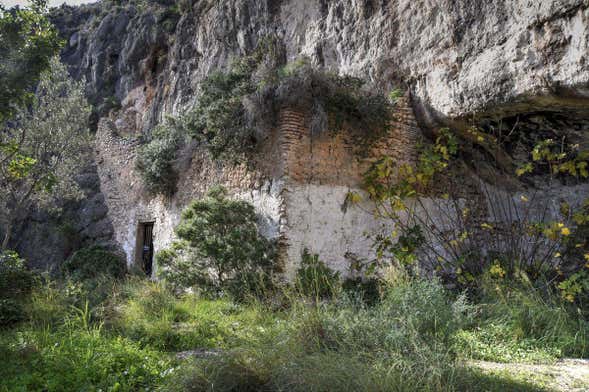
[{"left": 51, "top": 0, "right": 589, "bottom": 129}]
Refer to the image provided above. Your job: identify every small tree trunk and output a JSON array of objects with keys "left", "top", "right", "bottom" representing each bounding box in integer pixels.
[{"left": 1, "top": 220, "right": 13, "bottom": 251}]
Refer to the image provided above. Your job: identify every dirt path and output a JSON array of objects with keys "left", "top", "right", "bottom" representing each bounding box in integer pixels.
[{"left": 470, "top": 359, "right": 589, "bottom": 391}]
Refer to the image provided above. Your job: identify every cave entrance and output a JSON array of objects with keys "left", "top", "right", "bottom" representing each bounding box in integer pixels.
[{"left": 138, "top": 222, "right": 155, "bottom": 277}]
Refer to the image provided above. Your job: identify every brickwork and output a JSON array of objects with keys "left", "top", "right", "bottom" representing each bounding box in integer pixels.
[
  {"left": 276, "top": 96, "right": 426, "bottom": 276},
  {"left": 279, "top": 96, "right": 423, "bottom": 188}
]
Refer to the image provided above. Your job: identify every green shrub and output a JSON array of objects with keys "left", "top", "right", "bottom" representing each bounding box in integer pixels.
[
  {"left": 341, "top": 277, "right": 382, "bottom": 305},
  {"left": 62, "top": 246, "right": 126, "bottom": 282},
  {"left": 0, "top": 251, "right": 35, "bottom": 326},
  {"left": 0, "top": 298, "right": 24, "bottom": 327},
  {"left": 0, "top": 251, "right": 35, "bottom": 299},
  {"left": 157, "top": 186, "right": 276, "bottom": 298},
  {"left": 136, "top": 123, "right": 185, "bottom": 195},
  {"left": 295, "top": 249, "right": 340, "bottom": 299}
]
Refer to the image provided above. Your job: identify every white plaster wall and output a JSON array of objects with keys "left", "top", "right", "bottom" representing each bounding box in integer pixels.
[{"left": 282, "top": 184, "right": 390, "bottom": 278}]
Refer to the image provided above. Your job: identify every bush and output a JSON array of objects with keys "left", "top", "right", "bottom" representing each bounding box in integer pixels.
[
  {"left": 62, "top": 246, "right": 126, "bottom": 282},
  {"left": 0, "top": 298, "right": 25, "bottom": 327},
  {"left": 342, "top": 277, "right": 382, "bottom": 305},
  {"left": 157, "top": 186, "right": 276, "bottom": 298},
  {"left": 295, "top": 249, "right": 340, "bottom": 299},
  {"left": 136, "top": 123, "right": 185, "bottom": 195},
  {"left": 0, "top": 251, "right": 35, "bottom": 299},
  {"left": 0, "top": 251, "right": 36, "bottom": 327}
]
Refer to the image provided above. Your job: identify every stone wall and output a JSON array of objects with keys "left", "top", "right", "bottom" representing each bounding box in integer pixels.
[
  {"left": 93, "top": 94, "right": 425, "bottom": 277},
  {"left": 277, "top": 97, "right": 423, "bottom": 276},
  {"left": 95, "top": 118, "right": 284, "bottom": 274}
]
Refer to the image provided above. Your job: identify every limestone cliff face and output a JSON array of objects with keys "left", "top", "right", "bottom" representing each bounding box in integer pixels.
[
  {"left": 21, "top": 0, "right": 588, "bottom": 271},
  {"left": 52, "top": 0, "right": 589, "bottom": 131}
]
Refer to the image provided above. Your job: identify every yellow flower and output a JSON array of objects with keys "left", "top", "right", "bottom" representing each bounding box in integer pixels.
[
  {"left": 584, "top": 253, "right": 589, "bottom": 261},
  {"left": 489, "top": 263, "right": 506, "bottom": 278},
  {"left": 557, "top": 223, "right": 565, "bottom": 228},
  {"left": 554, "top": 252, "right": 561, "bottom": 258},
  {"left": 481, "top": 223, "right": 493, "bottom": 230},
  {"left": 565, "top": 294, "right": 575, "bottom": 303},
  {"left": 561, "top": 227, "right": 571, "bottom": 236}
]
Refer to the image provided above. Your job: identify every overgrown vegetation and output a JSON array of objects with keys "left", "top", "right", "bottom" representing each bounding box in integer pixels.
[
  {"left": 0, "top": 57, "right": 91, "bottom": 249},
  {"left": 62, "top": 246, "right": 126, "bottom": 282},
  {"left": 137, "top": 38, "right": 396, "bottom": 194},
  {"left": 0, "top": 0, "right": 62, "bottom": 124},
  {"left": 360, "top": 125, "right": 589, "bottom": 309},
  {"left": 156, "top": 186, "right": 276, "bottom": 299},
  {"left": 2, "top": 264, "right": 586, "bottom": 391}
]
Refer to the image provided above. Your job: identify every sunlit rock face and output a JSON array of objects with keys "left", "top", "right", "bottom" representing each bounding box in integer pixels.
[
  {"left": 51, "top": 0, "right": 589, "bottom": 128},
  {"left": 20, "top": 0, "right": 587, "bottom": 273}
]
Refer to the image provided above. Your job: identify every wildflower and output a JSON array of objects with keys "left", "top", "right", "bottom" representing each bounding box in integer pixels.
[
  {"left": 584, "top": 253, "right": 589, "bottom": 261},
  {"left": 489, "top": 263, "right": 506, "bottom": 278},
  {"left": 561, "top": 227, "right": 571, "bottom": 236}
]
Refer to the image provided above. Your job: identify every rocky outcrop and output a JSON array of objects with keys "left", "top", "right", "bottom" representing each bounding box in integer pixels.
[{"left": 51, "top": 0, "right": 589, "bottom": 131}]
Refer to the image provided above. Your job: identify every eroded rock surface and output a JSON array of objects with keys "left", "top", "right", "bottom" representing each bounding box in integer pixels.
[{"left": 51, "top": 0, "right": 589, "bottom": 129}]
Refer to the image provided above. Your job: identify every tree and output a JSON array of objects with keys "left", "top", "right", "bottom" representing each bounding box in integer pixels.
[
  {"left": 0, "top": 0, "right": 62, "bottom": 124},
  {"left": 0, "top": 57, "right": 91, "bottom": 250},
  {"left": 156, "top": 186, "right": 276, "bottom": 297}
]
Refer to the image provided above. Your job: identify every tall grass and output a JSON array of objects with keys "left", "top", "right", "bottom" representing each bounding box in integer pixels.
[
  {"left": 454, "top": 280, "right": 589, "bottom": 363},
  {"left": 1, "top": 273, "right": 586, "bottom": 391}
]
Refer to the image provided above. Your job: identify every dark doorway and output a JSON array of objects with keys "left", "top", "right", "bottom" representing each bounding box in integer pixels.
[{"left": 141, "top": 222, "right": 154, "bottom": 276}]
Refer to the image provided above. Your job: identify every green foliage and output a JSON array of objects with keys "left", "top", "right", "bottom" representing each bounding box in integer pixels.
[
  {"left": 341, "top": 277, "right": 382, "bottom": 305},
  {"left": 0, "top": 0, "right": 62, "bottom": 124},
  {"left": 0, "top": 328, "right": 172, "bottom": 391},
  {"left": 181, "top": 37, "right": 281, "bottom": 163},
  {"left": 115, "top": 279, "right": 276, "bottom": 351},
  {"left": 453, "top": 281, "right": 589, "bottom": 362},
  {"left": 157, "top": 187, "right": 275, "bottom": 298},
  {"left": 1, "top": 274, "right": 587, "bottom": 391},
  {"left": 0, "top": 251, "right": 34, "bottom": 299},
  {"left": 136, "top": 122, "right": 185, "bottom": 195},
  {"left": 62, "top": 246, "right": 126, "bottom": 282},
  {"left": 1, "top": 57, "right": 91, "bottom": 249},
  {"left": 138, "top": 39, "right": 396, "bottom": 194},
  {"left": 0, "top": 298, "right": 24, "bottom": 327},
  {"left": 0, "top": 251, "right": 35, "bottom": 327},
  {"left": 364, "top": 128, "right": 458, "bottom": 203},
  {"left": 295, "top": 249, "right": 340, "bottom": 299},
  {"left": 516, "top": 138, "right": 589, "bottom": 179},
  {"left": 363, "top": 125, "right": 589, "bottom": 300}
]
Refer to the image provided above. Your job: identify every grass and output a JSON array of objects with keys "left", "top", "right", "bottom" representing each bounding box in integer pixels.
[{"left": 0, "top": 275, "right": 587, "bottom": 391}]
